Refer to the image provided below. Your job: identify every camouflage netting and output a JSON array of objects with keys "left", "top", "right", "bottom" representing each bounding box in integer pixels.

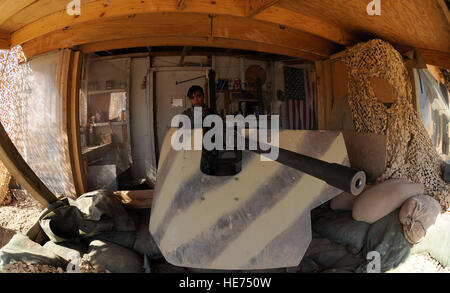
[
  {"left": 441, "top": 68, "right": 450, "bottom": 90},
  {"left": 344, "top": 39, "right": 449, "bottom": 212},
  {"left": 0, "top": 48, "right": 22, "bottom": 206}
]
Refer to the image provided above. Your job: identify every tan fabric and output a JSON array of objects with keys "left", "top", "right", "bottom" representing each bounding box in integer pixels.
[
  {"left": 331, "top": 185, "right": 374, "bottom": 211},
  {"left": 330, "top": 192, "right": 356, "bottom": 211},
  {"left": 352, "top": 179, "right": 424, "bottom": 223},
  {"left": 399, "top": 195, "right": 441, "bottom": 244}
]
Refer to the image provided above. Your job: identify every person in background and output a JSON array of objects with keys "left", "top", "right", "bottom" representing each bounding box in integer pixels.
[{"left": 183, "top": 85, "right": 210, "bottom": 125}]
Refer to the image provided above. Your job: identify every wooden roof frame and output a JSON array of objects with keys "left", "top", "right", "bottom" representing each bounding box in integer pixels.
[
  {"left": 0, "top": 29, "right": 10, "bottom": 49},
  {"left": 0, "top": 0, "right": 448, "bottom": 67}
]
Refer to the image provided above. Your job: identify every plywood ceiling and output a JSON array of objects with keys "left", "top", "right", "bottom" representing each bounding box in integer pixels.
[
  {"left": 277, "top": 0, "right": 450, "bottom": 53},
  {"left": 0, "top": 0, "right": 448, "bottom": 67}
]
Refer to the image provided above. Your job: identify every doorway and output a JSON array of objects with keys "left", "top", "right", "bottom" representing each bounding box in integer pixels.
[{"left": 154, "top": 68, "right": 210, "bottom": 152}]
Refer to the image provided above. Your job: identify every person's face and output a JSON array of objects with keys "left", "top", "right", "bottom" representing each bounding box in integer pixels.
[{"left": 190, "top": 90, "right": 204, "bottom": 107}]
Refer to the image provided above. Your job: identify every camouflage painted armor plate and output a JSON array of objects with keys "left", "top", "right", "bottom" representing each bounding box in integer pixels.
[{"left": 150, "top": 129, "right": 351, "bottom": 269}]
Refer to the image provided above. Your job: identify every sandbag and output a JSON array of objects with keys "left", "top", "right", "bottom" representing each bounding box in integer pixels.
[
  {"left": 359, "top": 210, "right": 413, "bottom": 272},
  {"left": 39, "top": 191, "right": 137, "bottom": 248},
  {"left": 307, "top": 208, "right": 413, "bottom": 273},
  {"left": 330, "top": 192, "right": 356, "bottom": 211},
  {"left": 132, "top": 210, "right": 162, "bottom": 258},
  {"left": 299, "top": 238, "right": 364, "bottom": 273},
  {"left": 312, "top": 209, "right": 370, "bottom": 253},
  {"left": 352, "top": 179, "right": 424, "bottom": 224},
  {"left": 0, "top": 234, "right": 66, "bottom": 268},
  {"left": 399, "top": 195, "right": 441, "bottom": 244},
  {"left": 83, "top": 240, "right": 143, "bottom": 273},
  {"left": 330, "top": 185, "right": 374, "bottom": 211},
  {"left": 43, "top": 241, "right": 81, "bottom": 263},
  {"left": 73, "top": 189, "right": 136, "bottom": 232},
  {"left": 151, "top": 260, "right": 188, "bottom": 273}
]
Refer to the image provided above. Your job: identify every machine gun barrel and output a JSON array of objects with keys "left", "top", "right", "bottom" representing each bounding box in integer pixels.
[{"left": 249, "top": 139, "right": 366, "bottom": 196}]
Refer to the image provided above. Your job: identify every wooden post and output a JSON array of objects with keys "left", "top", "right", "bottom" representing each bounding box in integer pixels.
[
  {"left": 0, "top": 120, "right": 57, "bottom": 206},
  {"left": 315, "top": 60, "right": 333, "bottom": 130},
  {"left": 57, "top": 49, "right": 77, "bottom": 198},
  {"left": 59, "top": 49, "right": 86, "bottom": 198},
  {"left": 315, "top": 60, "right": 326, "bottom": 130},
  {"left": 68, "top": 50, "right": 87, "bottom": 195}
]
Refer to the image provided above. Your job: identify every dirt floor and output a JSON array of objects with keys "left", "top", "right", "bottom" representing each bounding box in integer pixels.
[
  {"left": 387, "top": 253, "right": 449, "bottom": 273},
  {"left": 0, "top": 189, "right": 448, "bottom": 273},
  {"left": 0, "top": 190, "right": 43, "bottom": 248}
]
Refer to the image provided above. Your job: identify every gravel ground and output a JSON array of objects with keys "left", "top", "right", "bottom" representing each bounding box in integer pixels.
[
  {"left": 0, "top": 189, "right": 448, "bottom": 273},
  {"left": 0, "top": 259, "right": 107, "bottom": 273},
  {"left": 387, "top": 253, "right": 449, "bottom": 273},
  {"left": 0, "top": 189, "right": 43, "bottom": 248}
]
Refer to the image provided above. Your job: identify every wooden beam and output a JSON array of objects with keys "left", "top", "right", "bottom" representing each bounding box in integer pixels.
[
  {"left": 245, "top": 0, "right": 280, "bottom": 17},
  {"left": 418, "top": 48, "right": 450, "bottom": 69},
  {"left": 11, "top": 0, "right": 245, "bottom": 46},
  {"left": 113, "top": 190, "right": 154, "bottom": 209},
  {"left": 67, "top": 50, "right": 87, "bottom": 196},
  {"left": 3, "top": 0, "right": 450, "bottom": 62},
  {"left": 57, "top": 49, "right": 78, "bottom": 199},
  {"left": 0, "top": 0, "right": 35, "bottom": 26},
  {"left": 20, "top": 13, "right": 211, "bottom": 57},
  {"left": 0, "top": 0, "right": 98, "bottom": 32},
  {"left": 21, "top": 11, "right": 333, "bottom": 61},
  {"left": 213, "top": 15, "right": 341, "bottom": 57},
  {"left": 0, "top": 121, "right": 58, "bottom": 207},
  {"left": 82, "top": 143, "right": 114, "bottom": 162},
  {"left": 77, "top": 36, "right": 324, "bottom": 61},
  {"left": 437, "top": 0, "right": 450, "bottom": 24},
  {"left": 11, "top": 0, "right": 342, "bottom": 55},
  {"left": 254, "top": 6, "right": 357, "bottom": 45},
  {"left": 0, "top": 29, "right": 10, "bottom": 49}
]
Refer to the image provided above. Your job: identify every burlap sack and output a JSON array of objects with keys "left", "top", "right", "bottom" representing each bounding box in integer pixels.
[
  {"left": 399, "top": 195, "right": 441, "bottom": 244},
  {"left": 352, "top": 179, "right": 424, "bottom": 224}
]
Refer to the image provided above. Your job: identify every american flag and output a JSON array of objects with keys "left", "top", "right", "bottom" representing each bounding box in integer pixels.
[{"left": 284, "top": 67, "right": 317, "bottom": 130}]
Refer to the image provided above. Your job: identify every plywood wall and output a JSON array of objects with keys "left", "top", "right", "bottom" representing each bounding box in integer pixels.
[{"left": 318, "top": 56, "right": 415, "bottom": 131}]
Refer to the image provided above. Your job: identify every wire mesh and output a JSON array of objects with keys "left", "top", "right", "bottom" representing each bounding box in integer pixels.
[{"left": 0, "top": 47, "right": 76, "bottom": 200}]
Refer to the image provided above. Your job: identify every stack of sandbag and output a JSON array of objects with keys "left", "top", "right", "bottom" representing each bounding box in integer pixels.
[
  {"left": 310, "top": 179, "right": 445, "bottom": 272},
  {"left": 307, "top": 208, "right": 413, "bottom": 272},
  {"left": 331, "top": 179, "right": 442, "bottom": 247},
  {"left": 0, "top": 190, "right": 164, "bottom": 273},
  {"left": 352, "top": 179, "right": 424, "bottom": 224},
  {"left": 330, "top": 185, "right": 372, "bottom": 211},
  {"left": 331, "top": 179, "right": 424, "bottom": 222}
]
